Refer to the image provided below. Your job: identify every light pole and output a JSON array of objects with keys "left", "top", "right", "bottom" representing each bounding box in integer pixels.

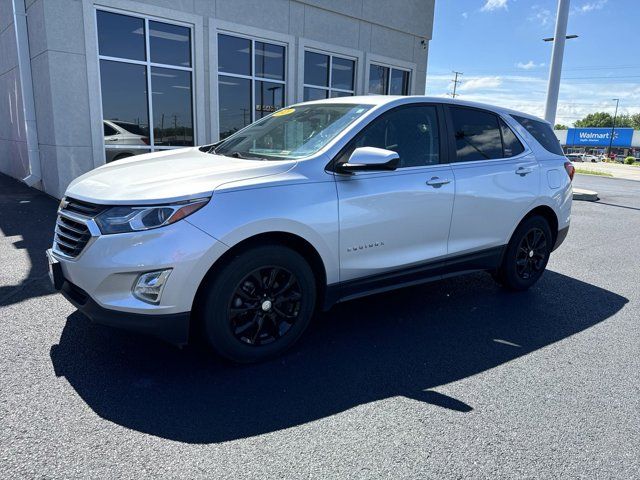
[
  {"left": 607, "top": 98, "right": 620, "bottom": 159},
  {"left": 544, "top": 0, "right": 574, "bottom": 125}
]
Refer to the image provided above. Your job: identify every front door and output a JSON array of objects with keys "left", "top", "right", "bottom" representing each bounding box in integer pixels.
[{"left": 334, "top": 104, "right": 455, "bottom": 282}]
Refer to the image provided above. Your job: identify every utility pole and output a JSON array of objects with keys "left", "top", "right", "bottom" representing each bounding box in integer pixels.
[
  {"left": 607, "top": 98, "right": 620, "bottom": 159},
  {"left": 544, "top": 0, "right": 571, "bottom": 125},
  {"left": 449, "top": 71, "right": 463, "bottom": 98}
]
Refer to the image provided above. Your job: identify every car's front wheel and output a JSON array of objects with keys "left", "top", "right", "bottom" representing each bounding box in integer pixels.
[
  {"left": 494, "top": 215, "right": 552, "bottom": 291},
  {"left": 200, "top": 245, "right": 316, "bottom": 363}
]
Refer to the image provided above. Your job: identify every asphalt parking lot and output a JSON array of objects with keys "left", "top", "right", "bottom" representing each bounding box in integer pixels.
[{"left": 1, "top": 173, "right": 638, "bottom": 478}]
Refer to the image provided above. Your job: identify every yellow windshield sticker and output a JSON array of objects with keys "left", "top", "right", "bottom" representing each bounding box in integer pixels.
[{"left": 273, "top": 108, "right": 295, "bottom": 117}]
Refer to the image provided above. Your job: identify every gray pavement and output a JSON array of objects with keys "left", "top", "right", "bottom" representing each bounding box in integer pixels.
[{"left": 1, "top": 173, "right": 639, "bottom": 478}]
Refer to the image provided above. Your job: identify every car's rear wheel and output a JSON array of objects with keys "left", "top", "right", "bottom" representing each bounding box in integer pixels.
[
  {"left": 200, "top": 245, "right": 316, "bottom": 363},
  {"left": 494, "top": 215, "right": 552, "bottom": 291}
]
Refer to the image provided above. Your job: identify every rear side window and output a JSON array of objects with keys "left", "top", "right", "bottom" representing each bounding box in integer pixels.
[
  {"left": 500, "top": 119, "right": 525, "bottom": 157},
  {"left": 103, "top": 123, "right": 117, "bottom": 136},
  {"left": 512, "top": 115, "right": 564, "bottom": 156},
  {"left": 450, "top": 107, "right": 503, "bottom": 162}
]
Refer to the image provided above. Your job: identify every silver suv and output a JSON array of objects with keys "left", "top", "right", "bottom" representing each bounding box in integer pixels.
[{"left": 48, "top": 97, "right": 573, "bottom": 363}]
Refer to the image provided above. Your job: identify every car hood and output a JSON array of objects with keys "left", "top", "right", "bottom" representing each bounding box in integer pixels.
[{"left": 65, "top": 147, "right": 296, "bottom": 205}]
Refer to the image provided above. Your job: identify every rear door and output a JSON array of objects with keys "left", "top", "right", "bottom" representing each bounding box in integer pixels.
[
  {"left": 445, "top": 106, "right": 540, "bottom": 258},
  {"left": 334, "top": 104, "right": 455, "bottom": 282}
]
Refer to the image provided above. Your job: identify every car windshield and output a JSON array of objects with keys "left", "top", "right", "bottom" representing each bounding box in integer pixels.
[{"left": 213, "top": 103, "right": 373, "bottom": 160}]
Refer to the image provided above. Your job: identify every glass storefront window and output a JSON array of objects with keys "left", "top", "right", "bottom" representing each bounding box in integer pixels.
[
  {"left": 303, "top": 51, "right": 355, "bottom": 101},
  {"left": 151, "top": 67, "right": 193, "bottom": 146},
  {"left": 97, "top": 11, "right": 146, "bottom": 61},
  {"left": 149, "top": 21, "right": 191, "bottom": 67},
  {"left": 217, "top": 34, "right": 287, "bottom": 139},
  {"left": 96, "top": 10, "right": 194, "bottom": 162},
  {"left": 368, "top": 64, "right": 411, "bottom": 95}
]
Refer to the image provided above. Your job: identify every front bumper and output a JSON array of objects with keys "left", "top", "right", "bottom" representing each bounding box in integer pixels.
[{"left": 60, "top": 279, "right": 190, "bottom": 345}]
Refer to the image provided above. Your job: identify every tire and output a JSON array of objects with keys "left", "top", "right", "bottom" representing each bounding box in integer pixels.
[
  {"left": 494, "top": 215, "right": 553, "bottom": 291},
  {"left": 200, "top": 245, "right": 316, "bottom": 363}
]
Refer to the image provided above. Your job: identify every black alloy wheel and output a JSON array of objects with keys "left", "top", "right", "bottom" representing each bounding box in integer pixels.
[
  {"left": 201, "top": 245, "right": 316, "bottom": 363},
  {"left": 494, "top": 215, "right": 552, "bottom": 291},
  {"left": 229, "top": 266, "right": 302, "bottom": 346},
  {"left": 515, "top": 227, "right": 547, "bottom": 280}
]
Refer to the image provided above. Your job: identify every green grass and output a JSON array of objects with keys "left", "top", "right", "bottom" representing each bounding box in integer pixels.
[{"left": 574, "top": 168, "right": 613, "bottom": 177}]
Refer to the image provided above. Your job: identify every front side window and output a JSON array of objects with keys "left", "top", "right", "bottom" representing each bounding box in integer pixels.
[
  {"left": 218, "top": 34, "right": 286, "bottom": 139},
  {"left": 342, "top": 105, "right": 441, "bottom": 168},
  {"left": 512, "top": 115, "right": 564, "bottom": 156},
  {"left": 213, "top": 104, "right": 372, "bottom": 160},
  {"left": 368, "top": 64, "right": 411, "bottom": 95},
  {"left": 450, "top": 107, "right": 503, "bottom": 162},
  {"left": 303, "top": 51, "right": 355, "bottom": 101},
  {"left": 96, "top": 10, "right": 194, "bottom": 162}
]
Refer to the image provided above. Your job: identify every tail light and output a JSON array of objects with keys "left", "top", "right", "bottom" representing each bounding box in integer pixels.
[
  {"left": 141, "top": 137, "right": 150, "bottom": 145},
  {"left": 564, "top": 161, "right": 575, "bottom": 182}
]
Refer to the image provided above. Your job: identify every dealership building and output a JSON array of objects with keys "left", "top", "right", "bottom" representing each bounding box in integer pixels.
[
  {"left": 555, "top": 127, "right": 640, "bottom": 158},
  {"left": 1, "top": 0, "right": 434, "bottom": 198}
]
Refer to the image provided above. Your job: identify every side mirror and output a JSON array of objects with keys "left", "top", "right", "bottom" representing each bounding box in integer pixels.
[{"left": 337, "top": 147, "right": 400, "bottom": 174}]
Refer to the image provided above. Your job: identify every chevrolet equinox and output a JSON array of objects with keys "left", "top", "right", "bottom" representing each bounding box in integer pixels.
[{"left": 47, "top": 97, "right": 573, "bottom": 363}]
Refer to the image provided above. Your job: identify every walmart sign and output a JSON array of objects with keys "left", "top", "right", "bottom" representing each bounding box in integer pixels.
[{"left": 566, "top": 128, "right": 633, "bottom": 147}]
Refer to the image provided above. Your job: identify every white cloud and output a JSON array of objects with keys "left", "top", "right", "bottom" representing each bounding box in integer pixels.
[
  {"left": 516, "top": 60, "right": 545, "bottom": 70},
  {"left": 530, "top": 5, "right": 552, "bottom": 26},
  {"left": 458, "top": 76, "right": 503, "bottom": 91},
  {"left": 425, "top": 72, "right": 640, "bottom": 126},
  {"left": 462, "top": 12, "right": 469, "bottom": 19},
  {"left": 481, "top": 0, "right": 508, "bottom": 12},
  {"left": 575, "top": 0, "right": 608, "bottom": 13}
]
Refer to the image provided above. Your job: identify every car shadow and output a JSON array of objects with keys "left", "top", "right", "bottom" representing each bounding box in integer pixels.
[
  {"left": 0, "top": 174, "right": 58, "bottom": 307},
  {"left": 50, "top": 269, "right": 627, "bottom": 444}
]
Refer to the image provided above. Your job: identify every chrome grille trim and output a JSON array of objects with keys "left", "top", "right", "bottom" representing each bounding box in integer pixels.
[{"left": 53, "top": 197, "right": 105, "bottom": 259}]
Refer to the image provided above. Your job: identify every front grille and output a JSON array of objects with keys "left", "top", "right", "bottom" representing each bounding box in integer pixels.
[{"left": 53, "top": 197, "right": 107, "bottom": 258}]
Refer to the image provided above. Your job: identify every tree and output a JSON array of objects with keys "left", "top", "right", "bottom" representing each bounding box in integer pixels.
[
  {"left": 574, "top": 112, "right": 634, "bottom": 128},
  {"left": 554, "top": 124, "right": 568, "bottom": 130},
  {"left": 630, "top": 113, "right": 640, "bottom": 130},
  {"left": 574, "top": 112, "right": 614, "bottom": 127}
]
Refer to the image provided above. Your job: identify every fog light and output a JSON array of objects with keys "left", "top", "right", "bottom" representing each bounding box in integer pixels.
[{"left": 132, "top": 269, "right": 172, "bottom": 304}]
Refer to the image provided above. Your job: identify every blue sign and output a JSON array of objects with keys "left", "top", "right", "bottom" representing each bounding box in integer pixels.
[{"left": 566, "top": 128, "right": 634, "bottom": 147}]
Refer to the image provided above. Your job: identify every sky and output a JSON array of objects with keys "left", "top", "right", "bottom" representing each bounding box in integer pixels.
[{"left": 426, "top": 0, "right": 640, "bottom": 126}]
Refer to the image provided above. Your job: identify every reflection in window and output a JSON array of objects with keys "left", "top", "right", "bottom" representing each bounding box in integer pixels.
[
  {"left": 346, "top": 105, "right": 440, "bottom": 168},
  {"left": 303, "top": 51, "right": 355, "bottom": 101},
  {"left": 368, "top": 64, "right": 410, "bottom": 95},
  {"left": 450, "top": 107, "right": 503, "bottom": 162},
  {"left": 97, "top": 10, "right": 194, "bottom": 161},
  {"left": 390, "top": 69, "right": 410, "bottom": 95},
  {"left": 218, "top": 76, "right": 251, "bottom": 138},
  {"left": 97, "top": 11, "right": 145, "bottom": 61},
  {"left": 149, "top": 21, "right": 191, "bottom": 67},
  {"left": 151, "top": 67, "right": 193, "bottom": 146},
  {"left": 217, "top": 34, "right": 287, "bottom": 139},
  {"left": 255, "top": 81, "right": 285, "bottom": 119}
]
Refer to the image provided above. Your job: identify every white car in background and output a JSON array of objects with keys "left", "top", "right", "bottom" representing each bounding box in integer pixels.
[
  {"left": 103, "top": 120, "right": 150, "bottom": 163},
  {"left": 47, "top": 96, "right": 573, "bottom": 363},
  {"left": 565, "top": 153, "right": 584, "bottom": 162}
]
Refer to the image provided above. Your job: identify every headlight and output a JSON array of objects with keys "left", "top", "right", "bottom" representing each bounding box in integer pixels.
[{"left": 95, "top": 198, "right": 209, "bottom": 234}]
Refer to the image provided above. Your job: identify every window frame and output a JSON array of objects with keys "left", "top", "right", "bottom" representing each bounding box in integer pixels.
[
  {"left": 443, "top": 105, "right": 531, "bottom": 165},
  {"left": 94, "top": 6, "right": 196, "bottom": 153},
  {"left": 302, "top": 48, "right": 357, "bottom": 100},
  {"left": 327, "top": 102, "right": 450, "bottom": 173}
]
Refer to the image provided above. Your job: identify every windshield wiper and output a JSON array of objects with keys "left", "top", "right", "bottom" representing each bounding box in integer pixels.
[{"left": 224, "top": 151, "right": 265, "bottom": 160}]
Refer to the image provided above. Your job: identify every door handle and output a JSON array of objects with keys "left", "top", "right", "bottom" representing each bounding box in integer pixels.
[
  {"left": 516, "top": 166, "right": 534, "bottom": 176},
  {"left": 426, "top": 177, "right": 451, "bottom": 188}
]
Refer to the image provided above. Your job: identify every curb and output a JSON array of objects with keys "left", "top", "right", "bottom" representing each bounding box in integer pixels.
[{"left": 573, "top": 188, "right": 599, "bottom": 202}]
